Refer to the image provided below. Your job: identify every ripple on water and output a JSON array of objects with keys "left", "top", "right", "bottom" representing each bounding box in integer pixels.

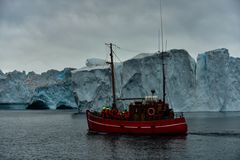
[{"left": 0, "top": 110, "right": 240, "bottom": 160}]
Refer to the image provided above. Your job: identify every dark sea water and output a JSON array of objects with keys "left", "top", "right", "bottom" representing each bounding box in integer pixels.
[{"left": 0, "top": 108, "right": 240, "bottom": 160}]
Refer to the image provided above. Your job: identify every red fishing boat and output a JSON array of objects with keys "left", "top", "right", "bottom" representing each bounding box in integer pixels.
[
  {"left": 86, "top": 43, "right": 188, "bottom": 135},
  {"left": 87, "top": 110, "right": 187, "bottom": 135}
]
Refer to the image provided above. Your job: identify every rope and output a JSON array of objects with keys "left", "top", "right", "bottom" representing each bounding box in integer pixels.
[
  {"left": 117, "top": 47, "right": 153, "bottom": 54},
  {"left": 112, "top": 50, "right": 122, "bottom": 63},
  {"left": 104, "top": 45, "right": 110, "bottom": 62}
]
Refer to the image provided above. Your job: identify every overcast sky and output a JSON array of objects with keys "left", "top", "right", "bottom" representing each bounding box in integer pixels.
[{"left": 0, "top": 0, "right": 239, "bottom": 73}]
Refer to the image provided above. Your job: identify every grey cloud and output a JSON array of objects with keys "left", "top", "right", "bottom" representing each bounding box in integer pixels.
[{"left": 0, "top": 0, "right": 239, "bottom": 73}]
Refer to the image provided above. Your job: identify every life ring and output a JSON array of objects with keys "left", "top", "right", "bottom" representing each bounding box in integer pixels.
[{"left": 147, "top": 107, "right": 155, "bottom": 116}]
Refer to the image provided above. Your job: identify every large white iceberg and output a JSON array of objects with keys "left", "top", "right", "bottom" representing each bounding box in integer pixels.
[{"left": 0, "top": 48, "right": 239, "bottom": 111}]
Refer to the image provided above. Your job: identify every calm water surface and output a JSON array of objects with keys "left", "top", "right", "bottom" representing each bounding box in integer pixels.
[{"left": 0, "top": 110, "right": 240, "bottom": 160}]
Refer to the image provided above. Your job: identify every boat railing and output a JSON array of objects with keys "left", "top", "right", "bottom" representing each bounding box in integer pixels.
[{"left": 175, "top": 112, "right": 184, "bottom": 118}]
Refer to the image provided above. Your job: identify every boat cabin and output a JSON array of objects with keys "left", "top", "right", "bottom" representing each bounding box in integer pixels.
[{"left": 128, "top": 96, "right": 174, "bottom": 121}]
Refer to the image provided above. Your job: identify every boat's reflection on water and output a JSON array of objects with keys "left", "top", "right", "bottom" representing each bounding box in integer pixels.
[{"left": 86, "top": 132, "right": 187, "bottom": 159}]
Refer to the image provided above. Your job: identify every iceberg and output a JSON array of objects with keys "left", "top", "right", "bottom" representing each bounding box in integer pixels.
[{"left": 0, "top": 48, "right": 239, "bottom": 111}]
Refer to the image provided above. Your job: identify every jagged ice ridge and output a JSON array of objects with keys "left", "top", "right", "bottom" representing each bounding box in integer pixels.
[{"left": 0, "top": 48, "right": 239, "bottom": 111}]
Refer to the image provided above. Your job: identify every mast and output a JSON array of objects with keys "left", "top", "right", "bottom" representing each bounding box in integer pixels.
[
  {"left": 108, "top": 43, "right": 117, "bottom": 109},
  {"left": 159, "top": 0, "right": 166, "bottom": 104},
  {"left": 161, "top": 51, "right": 166, "bottom": 104}
]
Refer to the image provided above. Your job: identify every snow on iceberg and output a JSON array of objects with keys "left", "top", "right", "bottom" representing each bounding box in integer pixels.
[{"left": 0, "top": 48, "right": 240, "bottom": 111}]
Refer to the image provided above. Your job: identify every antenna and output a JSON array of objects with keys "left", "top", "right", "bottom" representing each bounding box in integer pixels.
[
  {"left": 158, "top": 0, "right": 166, "bottom": 104},
  {"left": 165, "top": 40, "right": 167, "bottom": 51},
  {"left": 158, "top": 29, "right": 160, "bottom": 52},
  {"left": 160, "top": 0, "right": 164, "bottom": 52}
]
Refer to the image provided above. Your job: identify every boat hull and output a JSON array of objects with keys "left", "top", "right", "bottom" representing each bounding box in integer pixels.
[{"left": 86, "top": 110, "right": 188, "bottom": 135}]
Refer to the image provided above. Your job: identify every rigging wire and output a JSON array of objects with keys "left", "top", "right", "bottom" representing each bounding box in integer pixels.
[
  {"left": 111, "top": 45, "right": 123, "bottom": 98},
  {"left": 112, "top": 50, "right": 122, "bottom": 63},
  {"left": 112, "top": 48, "right": 123, "bottom": 96},
  {"left": 104, "top": 45, "right": 110, "bottom": 62},
  {"left": 117, "top": 47, "right": 145, "bottom": 53},
  {"left": 104, "top": 43, "right": 159, "bottom": 99},
  {"left": 118, "top": 47, "right": 154, "bottom": 54},
  {"left": 112, "top": 43, "right": 152, "bottom": 54}
]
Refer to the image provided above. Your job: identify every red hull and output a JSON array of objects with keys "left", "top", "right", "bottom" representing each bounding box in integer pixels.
[{"left": 86, "top": 110, "right": 188, "bottom": 135}]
